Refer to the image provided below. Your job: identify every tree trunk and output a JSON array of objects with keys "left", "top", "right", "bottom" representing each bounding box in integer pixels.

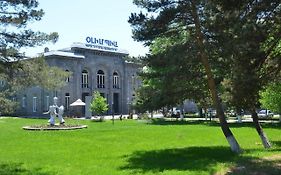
[
  {"left": 251, "top": 108, "right": 271, "bottom": 148},
  {"left": 190, "top": 1, "right": 242, "bottom": 153}
]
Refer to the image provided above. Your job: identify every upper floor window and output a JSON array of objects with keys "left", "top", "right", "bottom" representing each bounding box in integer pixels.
[
  {"left": 97, "top": 70, "right": 105, "bottom": 88},
  {"left": 113, "top": 72, "right": 119, "bottom": 89},
  {"left": 82, "top": 70, "right": 89, "bottom": 88},
  {"left": 65, "top": 70, "right": 70, "bottom": 82}
]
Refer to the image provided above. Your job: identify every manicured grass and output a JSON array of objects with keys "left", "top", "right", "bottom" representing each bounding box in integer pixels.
[{"left": 0, "top": 117, "right": 280, "bottom": 175}]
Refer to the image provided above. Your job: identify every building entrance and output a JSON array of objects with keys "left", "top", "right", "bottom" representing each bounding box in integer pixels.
[{"left": 113, "top": 93, "right": 119, "bottom": 114}]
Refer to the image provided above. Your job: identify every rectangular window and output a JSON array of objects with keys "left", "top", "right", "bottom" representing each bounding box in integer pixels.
[
  {"left": 45, "top": 96, "right": 49, "bottom": 111},
  {"left": 65, "top": 93, "right": 70, "bottom": 111},
  {"left": 65, "top": 70, "right": 70, "bottom": 82},
  {"left": 22, "top": 96, "right": 26, "bottom": 108},
  {"left": 33, "top": 97, "right": 37, "bottom": 112},
  {"left": 82, "top": 72, "right": 89, "bottom": 88}
]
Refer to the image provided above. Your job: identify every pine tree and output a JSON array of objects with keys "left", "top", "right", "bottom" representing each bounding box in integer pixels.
[
  {"left": 0, "top": 0, "right": 67, "bottom": 114},
  {"left": 129, "top": 0, "right": 242, "bottom": 153},
  {"left": 211, "top": 0, "right": 280, "bottom": 149}
]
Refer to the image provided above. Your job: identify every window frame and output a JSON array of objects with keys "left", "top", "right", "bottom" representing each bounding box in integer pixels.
[
  {"left": 33, "top": 97, "right": 37, "bottom": 112},
  {"left": 97, "top": 70, "right": 105, "bottom": 88},
  {"left": 113, "top": 72, "right": 120, "bottom": 89},
  {"left": 82, "top": 70, "right": 89, "bottom": 88}
]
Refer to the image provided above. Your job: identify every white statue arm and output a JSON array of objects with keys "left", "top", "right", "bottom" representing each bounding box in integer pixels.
[{"left": 43, "top": 110, "right": 50, "bottom": 114}]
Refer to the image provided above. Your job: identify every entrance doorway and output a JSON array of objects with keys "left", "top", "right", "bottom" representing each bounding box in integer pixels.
[{"left": 113, "top": 93, "right": 119, "bottom": 114}]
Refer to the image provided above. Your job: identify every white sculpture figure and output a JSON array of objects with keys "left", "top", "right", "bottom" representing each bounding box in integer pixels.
[
  {"left": 58, "top": 105, "right": 65, "bottom": 124},
  {"left": 43, "top": 97, "right": 65, "bottom": 126},
  {"left": 44, "top": 105, "right": 57, "bottom": 126},
  {"left": 53, "top": 97, "right": 58, "bottom": 108}
]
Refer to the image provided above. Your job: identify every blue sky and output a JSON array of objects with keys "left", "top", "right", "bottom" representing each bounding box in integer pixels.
[{"left": 23, "top": 0, "right": 149, "bottom": 57}]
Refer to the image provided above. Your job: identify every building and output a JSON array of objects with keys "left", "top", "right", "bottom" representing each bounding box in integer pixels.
[{"left": 16, "top": 41, "right": 141, "bottom": 117}]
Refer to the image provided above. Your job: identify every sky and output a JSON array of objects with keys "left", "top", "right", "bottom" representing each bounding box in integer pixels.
[{"left": 22, "top": 0, "right": 149, "bottom": 57}]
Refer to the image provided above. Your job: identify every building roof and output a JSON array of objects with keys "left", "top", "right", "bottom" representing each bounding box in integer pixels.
[
  {"left": 43, "top": 42, "right": 129, "bottom": 58},
  {"left": 71, "top": 42, "right": 129, "bottom": 55},
  {"left": 43, "top": 50, "right": 85, "bottom": 59}
]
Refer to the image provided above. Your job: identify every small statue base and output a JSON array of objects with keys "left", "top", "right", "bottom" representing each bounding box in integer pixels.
[{"left": 22, "top": 124, "right": 87, "bottom": 131}]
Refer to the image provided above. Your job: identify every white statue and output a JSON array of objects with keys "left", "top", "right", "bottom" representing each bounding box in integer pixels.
[
  {"left": 58, "top": 105, "right": 65, "bottom": 124},
  {"left": 44, "top": 105, "right": 57, "bottom": 126},
  {"left": 53, "top": 96, "right": 58, "bottom": 107},
  {"left": 43, "top": 97, "right": 65, "bottom": 126}
]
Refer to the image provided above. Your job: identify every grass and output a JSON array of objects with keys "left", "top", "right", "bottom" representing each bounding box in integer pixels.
[{"left": 0, "top": 117, "right": 280, "bottom": 175}]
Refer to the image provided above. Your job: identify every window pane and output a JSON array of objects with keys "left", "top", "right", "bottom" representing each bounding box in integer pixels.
[{"left": 33, "top": 97, "right": 37, "bottom": 112}]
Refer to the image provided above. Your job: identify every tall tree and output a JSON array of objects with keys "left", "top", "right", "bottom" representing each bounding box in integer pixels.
[
  {"left": 133, "top": 33, "right": 210, "bottom": 116},
  {"left": 0, "top": 0, "right": 58, "bottom": 61},
  {"left": 0, "top": 0, "right": 68, "bottom": 114},
  {"left": 129, "top": 0, "right": 242, "bottom": 153},
  {"left": 210, "top": 0, "right": 280, "bottom": 148}
]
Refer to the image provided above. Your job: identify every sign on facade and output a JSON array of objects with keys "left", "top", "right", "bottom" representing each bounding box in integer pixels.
[{"left": 85, "top": 36, "right": 118, "bottom": 52}]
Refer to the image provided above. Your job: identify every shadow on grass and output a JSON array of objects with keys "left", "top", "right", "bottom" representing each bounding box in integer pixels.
[
  {"left": 225, "top": 122, "right": 281, "bottom": 130},
  {"left": 226, "top": 154, "right": 281, "bottom": 175},
  {"left": 120, "top": 146, "right": 238, "bottom": 174},
  {"left": 272, "top": 140, "right": 281, "bottom": 147},
  {"left": 120, "top": 146, "right": 281, "bottom": 174},
  {"left": 0, "top": 162, "right": 55, "bottom": 175},
  {"left": 149, "top": 119, "right": 212, "bottom": 126}
]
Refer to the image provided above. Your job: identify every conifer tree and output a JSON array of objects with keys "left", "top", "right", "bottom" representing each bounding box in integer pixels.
[
  {"left": 129, "top": 0, "right": 280, "bottom": 151},
  {"left": 0, "top": 0, "right": 68, "bottom": 114},
  {"left": 129, "top": 0, "right": 242, "bottom": 153}
]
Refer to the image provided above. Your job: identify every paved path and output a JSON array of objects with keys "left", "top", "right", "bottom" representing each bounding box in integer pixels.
[{"left": 75, "top": 114, "right": 280, "bottom": 123}]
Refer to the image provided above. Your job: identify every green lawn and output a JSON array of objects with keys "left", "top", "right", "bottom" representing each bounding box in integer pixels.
[{"left": 0, "top": 117, "right": 280, "bottom": 175}]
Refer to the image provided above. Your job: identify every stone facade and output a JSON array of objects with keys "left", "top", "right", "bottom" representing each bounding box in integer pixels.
[{"left": 17, "top": 43, "right": 141, "bottom": 117}]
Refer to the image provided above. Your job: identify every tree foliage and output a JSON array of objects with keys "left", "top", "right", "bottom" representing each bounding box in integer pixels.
[
  {"left": 90, "top": 91, "right": 108, "bottom": 116},
  {"left": 215, "top": 0, "right": 281, "bottom": 112},
  {"left": 129, "top": 0, "right": 280, "bottom": 152},
  {"left": 0, "top": 57, "right": 70, "bottom": 114},
  {"left": 133, "top": 32, "right": 211, "bottom": 113},
  {"left": 0, "top": 0, "right": 58, "bottom": 61},
  {"left": 260, "top": 83, "right": 281, "bottom": 114}
]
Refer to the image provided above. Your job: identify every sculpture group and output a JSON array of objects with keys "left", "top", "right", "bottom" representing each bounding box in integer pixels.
[{"left": 43, "top": 97, "right": 65, "bottom": 126}]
